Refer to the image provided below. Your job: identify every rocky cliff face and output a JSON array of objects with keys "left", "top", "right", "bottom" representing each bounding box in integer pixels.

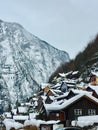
[{"left": 0, "top": 20, "right": 69, "bottom": 109}]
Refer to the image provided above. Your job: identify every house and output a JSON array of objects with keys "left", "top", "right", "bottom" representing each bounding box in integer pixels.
[
  {"left": 4, "top": 112, "right": 12, "bottom": 119},
  {"left": 46, "top": 89, "right": 57, "bottom": 96},
  {"left": 37, "top": 83, "right": 52, "bottom": 97},
  {"left": 45, "top": 96, "right": 54, "bottom": 104},
  {"left": 64, "top": 79, "right": 77, "bottom": 90},
  {"left": 13, "top": 115, "right": 29, "bottom": 124},
  {"left": 60, "top": 82, "right": 68, "bottom": 92},
  {"left": 46, "top": 89, "right": 63, "bottom": 97},
  {"left": 39, "top": 120, "right": 60, "bottom": 130},
  {"left": 37, "top": 96, "right": 46, "bottom": 111},
  {"left": 77, "top": 82, "right": 86, "bottom": 90},
  {"left": 72, "top": 115, "right": 98, "bottom": 128},
  {"left": 90, "top": 71, "right": 98, "bottom": 85},
  {"left": 44, "top": 93, "right": 98, "bottom": 126},
  {"left": 86, "top": 85, "right": 98, "bottom": 98},
  {"left": 66, "top": 71, "right": 80, "bottom": 79},
  {"left": 64, "top": 90, "right": 77, "bottom": 100},
  {"left": 17, "top": 106, "right": 28, "bottom": 114},
  {"left": 54, "top": 90, "right": 76, "bottom": 101}
]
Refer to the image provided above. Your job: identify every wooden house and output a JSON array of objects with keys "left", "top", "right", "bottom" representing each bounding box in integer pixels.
[
  {"left": 63, "top": 71, "right": 79, "bottom": 80},
  {"left": 13, "top": 115, "right": 28, "bottom": 124},
  {"left": 37, "top": 96, "right": 46, "bottom": 111},
  {"left": 46, "top": 89, "right": 63, "bottom": 97},
  {"left": 90, "top": 72, "right": 98, "bottom": 85},
  {"left": 86, "top": 86, "right": 98, "bottom": 98},
  {"left": 65, "top": 90, "right": 77, "bottom": 100},
  {"left": 43, "top": 86, "right": 50, "bottom": 93},
  {"left": 44, "top": 93, "right": 98, "bottom": 126},
  {"left": 45, "top": 96, "right": 54, "bottom": 104},
  {"left": 46, "top": 89, "right": 56, "bottom": 96},
  {"left": 38, "top": 83, "right": 53, "bottom": 96},
  {"left": 54, "top": 90, "right": 76, "bottom": 101}
]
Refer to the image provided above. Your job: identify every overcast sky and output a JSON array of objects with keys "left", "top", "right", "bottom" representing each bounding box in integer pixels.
[{"left": 0, "top": 0, "right": 98, "bottom": 59}]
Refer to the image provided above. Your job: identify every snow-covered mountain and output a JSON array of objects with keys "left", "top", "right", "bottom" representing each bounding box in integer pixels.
[{"left": 0, "top": 20, "right": 69, "bottom": 109}]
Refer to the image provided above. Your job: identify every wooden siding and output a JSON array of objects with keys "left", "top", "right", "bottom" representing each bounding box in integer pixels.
[
  {"left": 49, "top": 111, "right": 65, "bottom": 121},
  {"left": 47, "top": 96, "right": 98, "bottom": 123},
  {"left": 64, "top": 96, "right": 98, "bottom": 121}
]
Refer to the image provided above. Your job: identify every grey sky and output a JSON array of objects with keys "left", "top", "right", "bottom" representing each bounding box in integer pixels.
[{"left": 0, "top": 0, "right": 98, "bottom": 59}]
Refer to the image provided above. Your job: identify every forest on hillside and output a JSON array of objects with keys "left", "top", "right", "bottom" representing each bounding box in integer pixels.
[{"left": 49, "top": 34, "right": 98, "bottom": 83}]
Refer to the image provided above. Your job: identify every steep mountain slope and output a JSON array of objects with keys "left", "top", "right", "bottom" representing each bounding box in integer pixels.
[
  {"left": 49, "top": 34, "right": 98, "bottom": 83},
  {"left": 0, "top": 20, "right": 69, "bottom": 109}
]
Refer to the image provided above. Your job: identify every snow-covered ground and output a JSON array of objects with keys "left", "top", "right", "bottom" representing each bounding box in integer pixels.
[
  {"left": 3, "top": 118, "right": 60, "bottom": 130},
  {"left": 72, "top": 115, "right": 98, "bottom": 129}
]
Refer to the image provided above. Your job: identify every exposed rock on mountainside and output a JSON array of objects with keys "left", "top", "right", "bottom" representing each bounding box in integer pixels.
[{"left": 0, "top": 20, "right": 69, "bottom": 109}]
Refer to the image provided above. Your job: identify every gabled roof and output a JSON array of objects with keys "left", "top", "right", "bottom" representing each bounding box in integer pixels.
[
  {"left": 88, "top": 84, "right": 98, "bottom": 94},
  {"left": 59, "top": 73, "right": 66, "bottom": 77},
  {"left": 46, "top": 89, "right": 63, "bottom": 96},
  {"left": 40, "top": 83, "right": 52, "bottom": 89},
  {"left": 91, "top": 71, "right": 98, "bottom": 77},
  {"left": 13, "top": 115, "right": 29, "bottom": 120},
  {"left": 54, "top": 92, "right": 69, "bottom": 100},
  {"left": 44, "top": 93, "right": 98, "bottom": 111},
  {"left": 51, "top": 83, "right": 61, "bottom": 89},
  {"left": 70, "top": 89, "right": 92, "bottom": 95},
  {"left": 18, "top": 106, "right": 28, "bottom": 113}
]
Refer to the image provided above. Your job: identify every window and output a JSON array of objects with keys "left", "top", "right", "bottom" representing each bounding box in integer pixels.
[
  {"left": 88, "top": 109, "right": 96, "bottom": 115},
  {"left": 74, "top": 109, "right": 82, "bottom": 116},
  {"left": 56, "top": 113, "right": 59, "bottom": 117}
]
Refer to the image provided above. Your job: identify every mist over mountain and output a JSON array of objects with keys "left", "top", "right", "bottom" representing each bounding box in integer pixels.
[{"left": 0, "top": 20, "right": 69, "bottom": 109}]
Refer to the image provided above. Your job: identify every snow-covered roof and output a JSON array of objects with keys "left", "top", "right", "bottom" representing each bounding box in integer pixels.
[
  {"left": 34, "top": 100, "right": 38, "bottom": 106},
  {"left": 47, "top": 89, "right": 58, "bottom": 96},
  {"left": 51, "top": 83, "right": 61, "bottom": 90},
  {"left": 70, "top": 89, "right": 92, "bottom": 95},
  {"left": 64, "top": 79, "right": 76, "bottom": 84},
  {"left": 72, "top": 71, "right": 79, "bottom": 75},
  {"left": 88, "top": 84, "right": 98, "bottom": 94},
  {"left": 54, "top": 89, "right": 63, "bottom": 94},
  {"left": 59, "top": 73, "right": 66, "bottom": 77},
  {"left": 45, "top": 96, "right": 55, "bottom": 101},
  {"left": 78, "top": 115, "right": 98, "bottom": 122},
  {"left": 13, "top": 115, "right": 29, "bottom": 120},
  {"left": 59, "top": 71, "right": 79, "bottom": 78},
  {"left": 3, "top": 119, "right": 23, "bottom": 130},
  {"left": 77, "top": 82, "right": 85, "bottom": 88},
  {"left": 41, "top": 95, "right": 47, "bottom": 100},
  {"left": 24, "top": 119, "right": 60, "bottom": 127},
  {"left": 72, "top": 115, "right": 98, "bottom": 128},
  {"left": 32, "top": 97, "right": 38, "bottom": 101},
  {"left": 4, "top": 112, "right": 12, "bottom": 118},
  {"left": 53, "top": 83, "right": 61, "bottom": 88},
  {"left": 91, "top": 71, "right": 98, "bottom": 77},
  {"left": 11, "top": 109, "right": 17, "bottom": 115},
  {"left": 41, "top": 83, "right": 51, "bottom": 89},
  {"left": 3, "top": 118, "right": 60, "bottom": 130},
  {"left": 64, "top": 71, "right": 73, "bottom": 76},
  {"left": 18, "top": 106, "right": 28, "bottom": 113},
  {"left": 29, "top": 112, "right": 39, "bottom": 119},
  {"left": 21, "top": 102, "right": 33, "bottom": 106},
  {"left": 54, "top": 92, "right": 69, "bottom": 100},
  {"left": 44, "top": 93, "right": 98, "bottom": 111}
]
